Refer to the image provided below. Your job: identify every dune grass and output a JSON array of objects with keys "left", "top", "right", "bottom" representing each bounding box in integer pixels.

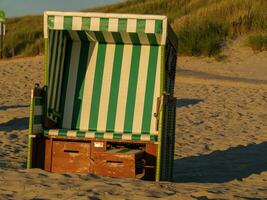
[
  {"left": 247, "top": 34, "right": 267, "bottom": 51},
  {"left": 2, "top": 0, "right": 267, "bottom": 58}
]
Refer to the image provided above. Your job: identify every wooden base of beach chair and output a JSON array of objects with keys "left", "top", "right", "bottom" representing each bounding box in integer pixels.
[{"left": 41, "top": 136, "right": 157, "bottom": 180}]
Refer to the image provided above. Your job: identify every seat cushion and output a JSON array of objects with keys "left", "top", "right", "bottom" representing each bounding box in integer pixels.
[{"left": 44, "top": 129, "right": 158, "bottom": 142}]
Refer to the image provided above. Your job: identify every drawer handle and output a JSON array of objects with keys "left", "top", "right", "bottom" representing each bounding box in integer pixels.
[
  {"left": 107, "top": 160, "right": 123, "bottom": 164},
  {"left": 64, "top": 150, "right": 79, "bottom": 153}
]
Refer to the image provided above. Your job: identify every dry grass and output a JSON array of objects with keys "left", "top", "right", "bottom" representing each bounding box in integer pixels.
[{"left": 2, "top": 0, "right": 267, "bottom": 57}]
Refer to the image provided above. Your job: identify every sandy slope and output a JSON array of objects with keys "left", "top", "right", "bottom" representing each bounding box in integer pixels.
[{"left": 0, "top": 46, "right": 267, "bottom": 199}]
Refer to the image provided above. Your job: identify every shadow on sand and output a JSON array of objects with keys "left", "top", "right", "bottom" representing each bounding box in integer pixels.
[
  {"left": 0, "top": 105, "right": 29, "bottom": 111},
  {"left": 173, "top": 142, "right": 267, "bottom": 183},
  {"left": 176, "top": 98, "right": 203, "bottom": 108},
  {"left": 0, "top": 117, "right": 29, "bottom": 131}
]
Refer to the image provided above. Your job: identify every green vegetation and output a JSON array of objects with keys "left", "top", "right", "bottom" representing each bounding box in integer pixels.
[
  {"left": 247, "top": 34, "right": 267, "bottom": 51},
  {"left": 2, "top": 0, "right": 267, "bottom": 57},
  {"left": 4, "top": 16, "right": 43, "bottom": 57}
]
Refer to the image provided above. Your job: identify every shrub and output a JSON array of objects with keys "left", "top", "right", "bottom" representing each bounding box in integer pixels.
[
  {"left": 177, "top": 20, "right": 229, "bottom": 56},
  {"left": 247, "top": 34, "right": 267, "bottom": 51}
]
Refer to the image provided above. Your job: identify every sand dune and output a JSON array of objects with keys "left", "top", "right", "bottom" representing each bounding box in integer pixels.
[{"left": 0, "top": 45, "right": 267, "bottom": 199}]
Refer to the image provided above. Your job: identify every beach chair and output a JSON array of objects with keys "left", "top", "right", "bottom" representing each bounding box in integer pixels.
[{"left": 27, "top": 11, "right": 177, "bottom": 181}]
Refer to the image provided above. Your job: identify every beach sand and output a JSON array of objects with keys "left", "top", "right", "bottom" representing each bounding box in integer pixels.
[{"left": 0, "top": 45, "right": 267, "bottom": 199}]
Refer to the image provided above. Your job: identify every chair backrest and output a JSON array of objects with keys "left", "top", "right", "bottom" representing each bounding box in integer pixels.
[{"left": 47, "top": 30, "right": 161, "bottom": 135}]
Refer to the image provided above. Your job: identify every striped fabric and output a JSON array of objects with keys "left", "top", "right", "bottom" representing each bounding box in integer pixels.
[
  {"left": 47, "top": 30, "right": 161, "bottom": 136},
  {"left": 44, "top": 12, "right": 165, "bottom": 45},
  {"left": 44, "top": 129, "right": 158, "bottom": 142},
  {"left": 31, "top": 95, "right": 43, "bottom": 134}
]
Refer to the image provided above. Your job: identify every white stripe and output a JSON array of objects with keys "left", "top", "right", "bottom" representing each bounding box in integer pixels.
[
  {"left": 156, "top": 34, "right": 162, "bottom": 46},
  {"left": 114, "top": 45, "right": 133, "bottom": 132},
  {"left": 34, "top": 106, "right": 43, "bottom": 116},
  {"left": 68, "top": 30, "right": 80, "bottom": 41},
  {"left": 90, "top": 18, "right": 100, "bottom": 31},
  {"left": 67, "top": 130, "right": 77, "bottom": 137},
  {"left": 97, "top": 44, "right": 116, "bottom": 131},
  {"left": 51, "top": 31, "right": 63, "bottom": 113},
  {"left": 79, "top": 43, "right": 99, "bottom": 130},
  {"left": 86, "top": 32, "right": 97, "bottom": 42},
  {"left": 150, "top": 47, "right": 161, "bottom": 134},
  {"left": 120, "top": 32, "right": 132, "bottom": 44},
  {"left": 62, "top": 42, "right": 81, "bottom": 129},
  {"left": 122, "top": 134, "right": 131, "bottom": 140},
  {"left": 56, "top": 36, "right": 67, "bottom": 112},
  {"left": 85, "top": 132, "right": 95, "bottom": 138},
  {"left": 102, "top": 32, "right": 115, "bottom": 43},
  {"left": 54, "top": 16, "right": 64, "bottom": 30},
  {"left": 137, "top": 33, "right": 150, "bottom": 45},
  {"left": 103, "top": 133, "right": 113, "bottom": 139},
  {"left": 132, "top": 45, "right": 150, "bottom": 133},
  {"left": 72, "top": 16, "right": 82, "bottom": 30},
  {"left": 145, "top": 20, "right": 155, "bottom": 33},
  {"left": 127, "top": 19, "right": 137, "bottom": 33},
  {"left": 108, "top": 18, "right": 118, "bottom": 32},
  {"left": 48, "top": 129, "right": 59, "bottom": 136},
  {"left": 140, "top": 135, "right": 150, "bottom": 141}
]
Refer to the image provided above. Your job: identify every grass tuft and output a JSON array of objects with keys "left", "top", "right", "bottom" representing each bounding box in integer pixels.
[{"left": 247, "top": 34, "right": 267, "bottom": 52}]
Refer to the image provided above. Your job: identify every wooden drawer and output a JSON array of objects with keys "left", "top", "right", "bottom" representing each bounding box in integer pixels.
[
  {"left": 92, "top": 149, "right": 144, "bottom": 178},
  {"left": 51, "top": 141, "right": 90, "bottom": 173}
]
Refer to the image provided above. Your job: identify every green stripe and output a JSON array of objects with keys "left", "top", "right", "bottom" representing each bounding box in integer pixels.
[
  {"left": 64, "top": 16, "right": 73, "bottom": 30},
  {"left": 33, "top": 115, "right": 42, "bottom": 124},
  {"left": 59, "top": 32, "right": 73, "bottom": 127},
  {"left": 118, "top": 18, "right": 127, "bottom": 32},
  {"left": 150, "top": 135, "right": 158, "bottom": 141},
  {"left": 45, "top": 39, "right": 49, "bottom": 85},
  {"left": 94, "top": 31, "right": 106, "bottom": 43},
  {"left": 82, "top": 17, "right": 91, "bottom": 30},
  {"left": 48, "top": 30, "right": 56, "bottom": 79},
  {"left": 54, "top": 33, "right": 66, "bottom": 113},
  {"left": 58, "top": 129, "right": 68, "bottom": 136},
  {"left": 123, "top": 45, "right": 141, "bottom": 133},
  {"left": 88, "top": 44, "right": 107, "bottom": 131},
  {"left": 111, "top": 32, "right": 123, "bottom": 44},
  {"left": 106, "top": 44, "right": 124, "bottom": 131},
  {"left": 95, "top": 132, "right": 104, "bottom": 139},
  {"left": 155, "top": 20, "right": 162, "bottom": 34},
  {"left": 129, "top": 33, "right": 140, "bottom": 44},
  {"left": 147, "top": 34, "right": 158, "bottom": 45},
  {"left": 136, "top": 19, "right": 146, "bottom": 32},
  {"left": 48, "top": 31, "right": 61, "bottom": 119},
  {"left": 77, "top": 131, "right": 86, "bottom": 138},
  {"left": 100, "top": 18, "right": 109, "bottom": 31},
  {"left": 71, "top": 38, "right": 90, "bottom": 129},
  {"left": 77, "top": 31, "right": 89, "bottom": 41},
  {"left": 113, "top": 133, "right": 122, "bottom": 140},
  {"left": 132, "top": 134, "right": 141, "bottom": 140},
  {"left": 48, "top": 16, "right": 55, "bottom": 29},
  {"left": 44, "top": 130, "right": 49, "bottom": 136},
  {"left": 34, "top": 97, "right": 43, "bottom": 106},
  {"left": 141, "top": 46, "right": 159, "bottom": 133}
]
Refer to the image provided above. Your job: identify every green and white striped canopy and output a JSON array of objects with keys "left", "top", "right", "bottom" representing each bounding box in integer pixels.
[
  {"left": 44, "top": 11, "right": 169, "bottom": 45},
  {"left": 45, "top": 11, "right": 177, "bottom": 138}
]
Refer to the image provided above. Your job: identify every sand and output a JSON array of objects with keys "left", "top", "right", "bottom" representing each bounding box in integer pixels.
[{"left": 0, "top": 45, "right": 267, "bottom": 199}]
